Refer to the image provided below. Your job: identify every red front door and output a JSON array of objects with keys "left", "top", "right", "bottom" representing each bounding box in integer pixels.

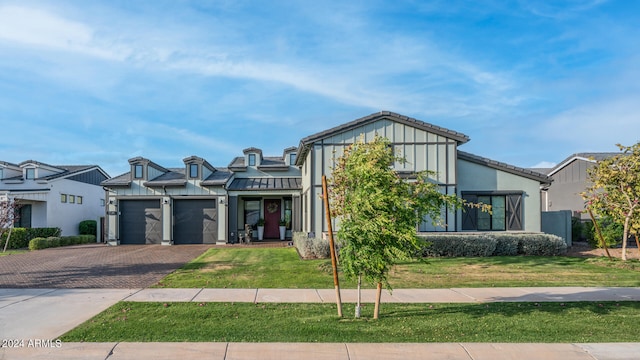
[{"left": 263, "top": 199, "right": 281, "bottom": 239}]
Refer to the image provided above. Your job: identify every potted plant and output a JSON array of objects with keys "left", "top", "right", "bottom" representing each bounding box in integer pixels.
[
  {"left": 278, "top": 219, "right": 287, "bottom": 240},
  {"left": 256, "top": 218, "right": 265, "bottom": 241}
]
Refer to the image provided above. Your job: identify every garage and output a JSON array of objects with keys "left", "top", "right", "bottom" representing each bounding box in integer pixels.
[
  {"left": 119, "top": 199, "right": 162, "bottom": 244},
  {"left": 173, "top": 199, "right": 217, "bottom": 244}
]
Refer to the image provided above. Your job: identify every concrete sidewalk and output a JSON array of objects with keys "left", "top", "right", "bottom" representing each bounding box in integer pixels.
[
  {"left": 3, "top": 342, "right": 640, "bottom": 360},
  {"left": 1, "top": 287, "right": 639, "bottom": 359}
]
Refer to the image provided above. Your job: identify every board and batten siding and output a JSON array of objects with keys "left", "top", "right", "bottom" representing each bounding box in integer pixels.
[
  {"left": 304, "top": 118, "right": 459, "bottom": 237},
  {"left": 457, "top": 158, "right": 542, "bottom": 232}
]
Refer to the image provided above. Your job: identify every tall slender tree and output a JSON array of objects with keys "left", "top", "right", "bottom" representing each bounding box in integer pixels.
[
  {"left": 330, "top": 135, "right": 485, "bottom": 319},
  {"left": 1, "top": 196, "right": 21, "bottom": 252}
]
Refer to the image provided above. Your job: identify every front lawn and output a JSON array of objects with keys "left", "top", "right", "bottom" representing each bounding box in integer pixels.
[
  {"left": 0, "top": 249, "right": 28, "bottom": 257},
  {"left": 155, "top": 247, "right": 640, "bottom": 289},
  {"left": 61, "top": 301, "right": 640, "bottom": 343}
]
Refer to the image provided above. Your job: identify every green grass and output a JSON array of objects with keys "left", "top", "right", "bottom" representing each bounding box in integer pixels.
[
  {"left": 61, "top": 301, "right": 640, "bottom": 343},
  {"left": 155, "top": 247, "right": 640, "bottom": 288},
  {"left": 0, "top": 249, "right": 28, "bottom": 256}
]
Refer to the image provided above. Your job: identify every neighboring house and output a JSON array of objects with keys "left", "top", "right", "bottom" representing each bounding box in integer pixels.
[
  {"left": 543, "top": 153, "right": 619, "bottom": 220},
  {"left": 102, "top": 111, "right": 551, "bottom": 245},
  {"left": 0, "top": 160, "right": 109, "bottom": 236}
]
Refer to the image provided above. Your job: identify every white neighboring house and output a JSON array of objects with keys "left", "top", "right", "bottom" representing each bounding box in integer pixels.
[{"left": 0, "top": 160, "right": 109, "bottom": 236}]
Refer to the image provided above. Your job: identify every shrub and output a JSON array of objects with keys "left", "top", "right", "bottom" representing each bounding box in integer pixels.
[
  {"left": 588, "top": 217, "right": 623, "bottom": 248},
  {"left": 27, "top": 227, "right": 61, "bottom": 239},
  {"left": 28, "top": 237, "right": 48, "bottom": 250},
  {"left": 421, "top": 234, "right": 496, "bottom": 257},
  {"left": 28, "top": 234, "right": 96, "bottom": 250},
  {"left": 517, "top": 233, "right": 567, "bottom": 256},
  {"left": 491, "top": 234, "right": 520, "bottom": 256},
  {"left": 79, "top": 220, "right": 97, "bottom": 236},
  {"left": 420, "top": 233, "right": 567, "bottom": 257},
  {"left": 571, "top": 217, "right": 584, "bottom": 243},
  {"left": 0, "top": 228, "right": 28, "bottom": 249},
  {"left": 293, "top": 232, "right": 330, "bottom": 259}
]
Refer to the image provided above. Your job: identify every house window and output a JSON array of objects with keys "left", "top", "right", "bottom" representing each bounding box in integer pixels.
[
  {"left": 289, "top": 153, "right": 296, "bottom": 166},
  {"left": 248, "top": 154, "right": 256, "bottom": 166},
  {"left": 14, "top": 204, "right": 31, "bottom": 228},
  {"left": 284, "top": 198, "right": 292, "bottom": 230},
  {"left": 69, "top": 195, "right": 75, "bottom": 204},
  {"left": 189, "top": 164, "right": 199, "bottom": 178},
  {"left": 244, "top": 200, "right": 260, "bottom": 227},
  {"left": 25, "top": 168, "right": 35, "bottom": 179},
  {"left": 134, "top": 164, "right": 143, "bottom": 179},
  {"left": 462, "top": 192, "right": 523, "bottom": 231},
  {"left": 100, "top": 199, "right": 105, "bottom": 206},
  {"left": 77, "top": 196, "right": 83, "bottom": 205},
  {"left": 61, "top": 194, "right": 67, "bottom": 203}
]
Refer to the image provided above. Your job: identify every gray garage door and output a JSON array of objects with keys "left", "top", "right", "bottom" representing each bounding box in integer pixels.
[
  {"left": 119, "top": 200, "right": 162, "bottom": 245},
  {"left": 173, "top": 199, "right": 217, "bottom": 244}
]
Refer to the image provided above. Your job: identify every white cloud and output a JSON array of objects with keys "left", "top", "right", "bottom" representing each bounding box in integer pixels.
[{"left": 0, "top": 5, "right": 130, "bottom": 60}]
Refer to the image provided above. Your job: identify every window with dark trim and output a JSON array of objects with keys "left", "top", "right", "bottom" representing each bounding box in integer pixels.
[
  {"left": 244, "top": 199, "right": 261, "bottom": 228},
  {"left": 289, "top": 153, "right": 296, "bottom": 166},
  {"left": 462, "top": 192, "right": 523, "bottom": 231},
  {"left": 189, "top": 164, "right": 199, "bottom": 178},
  {"left": 69, "top": 195, "right": 75, "bottom": 204},
  {"left": 77, "top": 196, "right": 83, "bottom": 205},
  {"left": 134, "top": 165, "right": 143, "bottom": 179},
  {"left": 61, "top": 194, "right": 67, "bottom": 203},
  {"left": 25, "top": 168, "right": 35, "bottom": 179},
  {"left": 248, "top": 154, "right": 256, "bottom": 166}
]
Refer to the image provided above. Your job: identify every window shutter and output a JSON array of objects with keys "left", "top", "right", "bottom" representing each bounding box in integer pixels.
[
  {"left": 462, "top": 194, "right": 478, "bottom": 230},
  {"left": 506, "top": 194, "right": 523, "bottom": 231}
]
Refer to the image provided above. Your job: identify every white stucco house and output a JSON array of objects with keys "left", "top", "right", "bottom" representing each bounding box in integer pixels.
[
  {"left": 0, "top": 160, "right": 109, "bottom": 236},
  {"left": 101, "top": 111, "right": 551, "bottom": 245}
]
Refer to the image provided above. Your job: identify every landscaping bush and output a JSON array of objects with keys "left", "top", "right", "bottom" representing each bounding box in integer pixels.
[
  {"left": 27, "top": 227, "right": 61, "bottom": 239},
  {"left": 421, "top": 234, "right": 497, "bottom": 257},
  {"left": 420, "top": 233, "right": 567, "bottom": 257},
  {"left": 491, "top": 234, "right": 520, "bottom": 256},
  {"left": 517, "top": 233, "right": 567, "bottom": 256},
  {"left": 79, "top": 220, "right": 97, "bottom": 236},
  {"left": 588, "top": 217, "right": 623, "bottom": 248},
  {"left": 293, "top": 232, "right": 330, "bottom": 259},
  {"left": 0, "top": 227, "right": 28, "bottom": 249},
  {"left": 28, "top": 235, "right": 96, "bottom": 251}
]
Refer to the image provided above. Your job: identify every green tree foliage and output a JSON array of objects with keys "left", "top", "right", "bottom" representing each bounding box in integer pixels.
[
  {"left": 582, "top": 143, "right": 640, "bottom": 260},
  {"left": 330, "top": 135, "right": 486, "bottom": 318}
]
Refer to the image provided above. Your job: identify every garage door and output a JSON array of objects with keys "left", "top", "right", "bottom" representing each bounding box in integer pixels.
[
  {"left": 119, "top": 200, "right": 162, "bottom": 245},
  {"left": 173, "top": 199, "right": 217, "bottom": 244}
]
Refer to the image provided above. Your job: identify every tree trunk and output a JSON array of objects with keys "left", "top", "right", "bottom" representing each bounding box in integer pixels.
[
  {"left": 622, "top": 216, "right": 630, "bottom": 261},
  {"left": 2, "top": 226, "right": 13, "bottom": 253},
  {"left": 355, "top": 274, "right": 362, "bottom": 318},
  {"left": 373, "top": 282, "right": 382, "bottom": 320}
]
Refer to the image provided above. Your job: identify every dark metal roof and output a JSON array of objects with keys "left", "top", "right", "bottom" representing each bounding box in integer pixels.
[
  {"left": 228, "top": 177, "right": 302, "bottom": 191},
  {"left": 457, "top": 151, "right": 552, "bottom": 184},
  {"left": 201, "top": 168, "right": 234, "bottom": 186},
  {"left": 144, "top": 168, "right": 187, "bottom": 187},
  {"left": 296, "top": 111, "right": 470, "bottom": 166},
  {"left": 101, "top": 172, "right": 131, "bottom": 187}
]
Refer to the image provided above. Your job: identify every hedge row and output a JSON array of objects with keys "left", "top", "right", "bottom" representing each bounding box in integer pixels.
[
  {"left": 293, "top": 232, "right": 330, "bottom": 259},
  {"left": 420, "top": 233, "right": 568, "bottom": 257},
  {"left": 28, "top": 235, "right": 96, "bottom": 250},
  {"left": 0, "top": 227, "right": 61, "bottom": 250}
]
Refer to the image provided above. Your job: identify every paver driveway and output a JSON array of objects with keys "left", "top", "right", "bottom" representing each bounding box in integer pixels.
[{"left": 0, "top": 244, "right": 211, "bottom": 288}]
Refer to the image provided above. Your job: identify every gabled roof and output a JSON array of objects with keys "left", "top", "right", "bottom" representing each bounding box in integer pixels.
[
  {"left": 102, "top": 167, "right": 233, "bottom": 188},
  {"left": 458, "top": 151, "right": 552, "bottom": 184},
  {"left": 547, "top": 152, "right": 620, "bottom": 177},
  {"left": 295, "top": 111, "right": 470, "bottom": 166}
]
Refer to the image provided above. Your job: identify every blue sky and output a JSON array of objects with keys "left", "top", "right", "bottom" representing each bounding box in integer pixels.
[{"left": 1, "top": 0, "right": 638, "bottom": 177}]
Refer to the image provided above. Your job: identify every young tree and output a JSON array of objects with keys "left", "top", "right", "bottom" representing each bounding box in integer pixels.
[
  {"left": 582, "top": 143, "right": 640, "bottom": 261},
  {"left": 330, "top": 135, "right": 484, "bottom": 319},
  {"left": 1, "top": 196, "right": 21, "bottom": 253}
]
